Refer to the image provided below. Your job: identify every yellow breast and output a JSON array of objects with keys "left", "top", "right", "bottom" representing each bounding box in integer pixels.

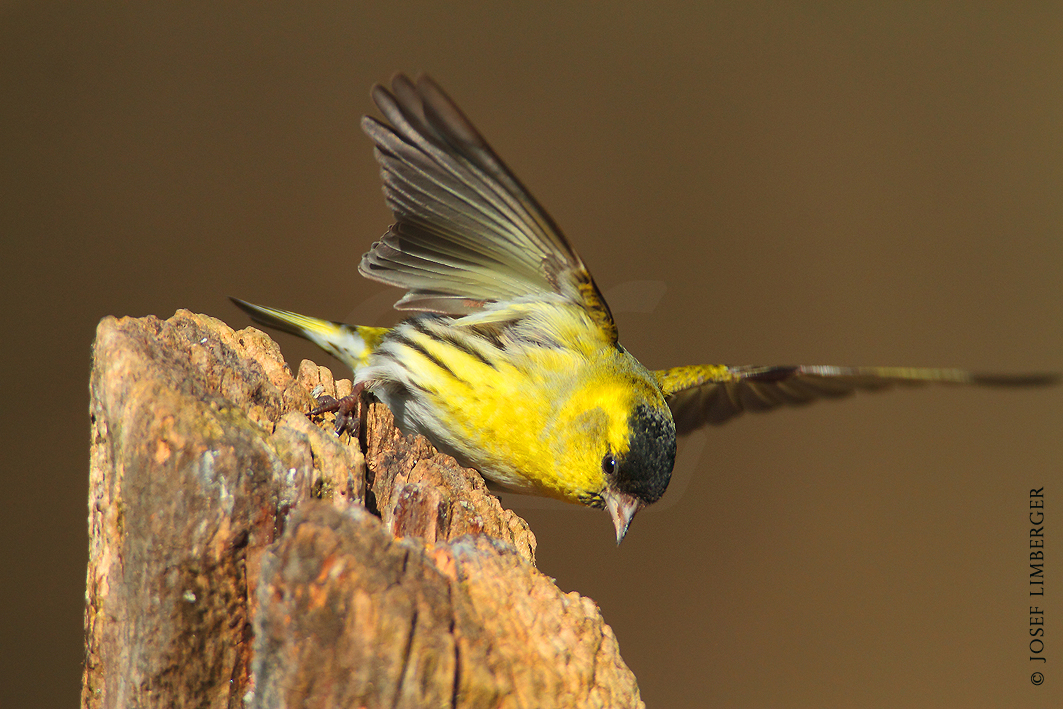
[{"left": 364, "top": 302, "right": 663, "bottom": 504}]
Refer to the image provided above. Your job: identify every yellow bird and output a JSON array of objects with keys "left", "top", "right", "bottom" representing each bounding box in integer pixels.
[{"left": 233, "top": 74, "right": 1056, "bottom": 543}]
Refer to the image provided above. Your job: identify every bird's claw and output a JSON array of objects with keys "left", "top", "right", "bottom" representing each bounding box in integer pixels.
[{"left": 309, "top": 381, "right": 366, "bottom": 436}]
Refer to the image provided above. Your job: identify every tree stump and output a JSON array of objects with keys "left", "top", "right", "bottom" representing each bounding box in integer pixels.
[{"left": 83, "top": 310, "right": 643, "bottom": 709}]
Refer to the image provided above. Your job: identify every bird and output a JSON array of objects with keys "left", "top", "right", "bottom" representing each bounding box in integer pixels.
[{"left": 233, "top": 73, "right": 1057, "bottom": 543}]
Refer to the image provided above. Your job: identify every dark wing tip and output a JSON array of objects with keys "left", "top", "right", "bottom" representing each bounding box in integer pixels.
[
  {"left": 229, "top": 296, "right": 260, "bottom": 318},
  {"left": 415, "top": 74, "right": 486, "bottom": 148},
  {"left": 228, "top": 297, "right": 293, "bottom": 336},
  {"left": 970, "top": 372, "right": 1061, "bottom": 387}
]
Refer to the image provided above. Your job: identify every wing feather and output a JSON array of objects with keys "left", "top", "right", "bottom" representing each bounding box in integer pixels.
[
  {"left": 359, "top": 74, "right": 617, "bottom": 340},
  {"left": 656, "top": 364, "right": 1058, "bottom": 433}
]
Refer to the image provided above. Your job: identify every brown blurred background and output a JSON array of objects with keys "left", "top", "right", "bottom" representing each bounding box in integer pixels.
[{"left": 2, "top": 2, "right": 1061, "bottom": 706}]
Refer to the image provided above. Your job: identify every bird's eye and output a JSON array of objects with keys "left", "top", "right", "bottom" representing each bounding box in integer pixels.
[{"left": 602, "top": 454, "right": 618, "bottom": 476}]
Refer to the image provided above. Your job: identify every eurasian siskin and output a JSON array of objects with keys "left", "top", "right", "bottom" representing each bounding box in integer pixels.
[{"left": 234, "top": 74, "right": 1056, "bottom": 542}]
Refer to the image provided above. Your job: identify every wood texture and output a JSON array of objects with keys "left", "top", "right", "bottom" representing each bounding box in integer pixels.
[{"left": 83, "top": 310, "right": 643, "bottom": 708}]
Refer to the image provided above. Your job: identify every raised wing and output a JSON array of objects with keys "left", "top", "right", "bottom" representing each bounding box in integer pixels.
[
  {"left": 359, "top": 73, "right": 617, "bottom": 341},
  {"left": 656, "top": 364, "right": 1059, "bottom": 434}
]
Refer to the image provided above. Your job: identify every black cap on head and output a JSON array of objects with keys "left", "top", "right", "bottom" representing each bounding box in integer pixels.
[{"left": 613, "top": 403, "right": 676, "bottom": 504}]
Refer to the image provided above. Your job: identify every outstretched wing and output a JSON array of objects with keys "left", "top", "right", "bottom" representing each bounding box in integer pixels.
[
  {"left": 655, "top": 364, "right": 1058, "bottom": 434},
  {"left": 359, "top": 73, "right": 617, "bottom": 341}
]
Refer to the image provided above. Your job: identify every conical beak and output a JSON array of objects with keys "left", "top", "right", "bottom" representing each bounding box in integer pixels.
[{"left": 604, "top": 490, "right": 643, "bottom": 544}]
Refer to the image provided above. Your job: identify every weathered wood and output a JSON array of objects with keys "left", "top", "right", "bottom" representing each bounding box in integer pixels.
[
  {"left": 84, "top": 310, "right": 643, "bottom": 708},
  {"left": 253, "top": 502, "right": 640, "bottom": 709}
]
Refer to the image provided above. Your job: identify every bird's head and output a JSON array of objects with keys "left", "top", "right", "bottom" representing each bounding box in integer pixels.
[
  {"left": 559, "top": 379, "right": 677, "bottom": 543},
  {"left": 600, "top": 402, "right": 676, "bottom": 543}
]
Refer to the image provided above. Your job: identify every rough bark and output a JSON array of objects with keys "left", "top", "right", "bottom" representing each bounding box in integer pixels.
[{"left": 84, "top": 310, "right": 643, "bottom": 709}]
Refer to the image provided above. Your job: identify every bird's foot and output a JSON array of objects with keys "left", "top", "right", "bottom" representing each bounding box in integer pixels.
[{"left": 310, "top": 381, "right": 366, "bottom": 436}]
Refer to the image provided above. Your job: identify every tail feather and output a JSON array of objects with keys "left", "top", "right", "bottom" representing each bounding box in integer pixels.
[{"left": 229, "top": 297, "right": 388, "bottom": 371}]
